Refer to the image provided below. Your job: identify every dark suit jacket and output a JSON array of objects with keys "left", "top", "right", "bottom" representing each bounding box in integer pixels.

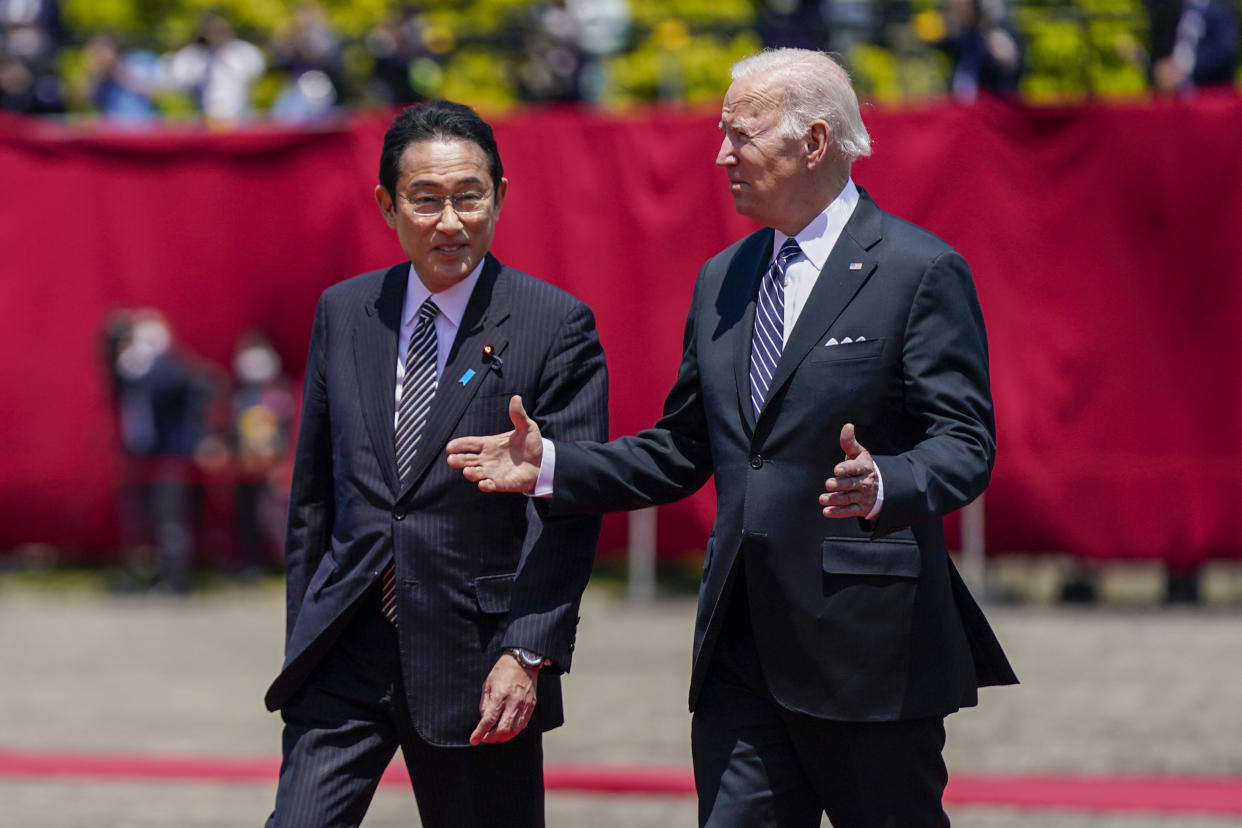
[
  {"left": 549, "top": 190, "right": 1017, "bottom": 722},
  {"left": 264, "top": 254, "right": 608, "bottom": 746}
]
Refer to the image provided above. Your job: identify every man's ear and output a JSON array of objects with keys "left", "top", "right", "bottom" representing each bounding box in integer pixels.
[
  {"left": 374, "top": 185, "right": 397, "bottom": 228},
  {"left": 805, "top": 120, "right": 831, "bottom": 169},
  {"left": 493, "top": 177, "right": 509, "bottom": 215}
]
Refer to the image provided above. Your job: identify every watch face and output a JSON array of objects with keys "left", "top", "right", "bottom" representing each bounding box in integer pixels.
[{"left": 510, "top": 648, "right": 541, "bottom": 668}]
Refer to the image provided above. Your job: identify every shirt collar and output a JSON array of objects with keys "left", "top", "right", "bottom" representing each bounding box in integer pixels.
[
  {"left": 402, "top": 258, "right": 486, "bottom": 330},
  {"left": 773, "top": 178, "right": 860, "bottom": 271}
]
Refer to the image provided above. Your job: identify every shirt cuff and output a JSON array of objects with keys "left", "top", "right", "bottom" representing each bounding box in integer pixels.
[
  {"left": 865, "top": 463, "right": 884, "bottom": 521},
  {"left": 527, "top": 438, "right": 555, "bottom": 497}
]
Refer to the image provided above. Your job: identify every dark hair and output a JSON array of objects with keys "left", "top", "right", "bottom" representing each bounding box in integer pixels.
[{"left": 378, "top": 100, "right": 504, "bottom": 197}]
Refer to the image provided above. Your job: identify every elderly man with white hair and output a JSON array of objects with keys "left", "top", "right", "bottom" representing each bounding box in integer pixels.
[{"left": 449, "top": 48, "right": 1017, "bottom": 827}]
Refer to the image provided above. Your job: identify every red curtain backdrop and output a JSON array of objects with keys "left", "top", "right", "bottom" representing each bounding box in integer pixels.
[{"left": 2, "top": 95, "right": 1240, "bottom": 565}]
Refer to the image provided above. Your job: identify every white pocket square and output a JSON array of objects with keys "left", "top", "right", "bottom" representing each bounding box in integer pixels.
[{"left": 824, "top": 336, "right": 866, "bottom": 347}]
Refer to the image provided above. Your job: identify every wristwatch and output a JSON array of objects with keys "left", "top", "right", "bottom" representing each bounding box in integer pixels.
[{"left": 504, "top": 647, "right": 546, "bottom": 671}]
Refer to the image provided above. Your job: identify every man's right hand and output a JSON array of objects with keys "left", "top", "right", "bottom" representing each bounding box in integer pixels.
[{"left": 446, "top": 395, "right": 543, "bottom": 493}]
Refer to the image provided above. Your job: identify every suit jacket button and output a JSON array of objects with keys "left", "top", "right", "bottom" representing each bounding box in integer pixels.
[
  {"left": 749, "top": 455, "right": 764, "bottom": 469},
  {"left": 392, "top": 510, "right": 405, "bottom": 521}
]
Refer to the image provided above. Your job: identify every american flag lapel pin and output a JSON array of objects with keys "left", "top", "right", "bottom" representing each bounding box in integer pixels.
[{"left": 849, "top": 262, "right": 863, "bottom": 270}]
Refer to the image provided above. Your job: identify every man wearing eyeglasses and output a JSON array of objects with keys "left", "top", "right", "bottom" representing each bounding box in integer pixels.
[{"left": 263, "top": 100, "right": 608, "bottom": 827}]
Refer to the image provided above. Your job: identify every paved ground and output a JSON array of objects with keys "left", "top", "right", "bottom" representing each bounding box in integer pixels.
[{"left": 1, "top": 577, "right": 1240, "bottom": 827}]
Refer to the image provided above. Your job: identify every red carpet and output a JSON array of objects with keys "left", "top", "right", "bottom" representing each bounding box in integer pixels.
[{"left": 2, "top": 749, "right": 1240, "bottom": 815}]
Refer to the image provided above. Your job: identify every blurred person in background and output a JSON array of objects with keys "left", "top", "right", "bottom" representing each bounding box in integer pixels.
[
  {"left": 81, "top": 33, "right": 157, "bottom": 122},
  {"left": 163, "top": 10, "right": 265, "bottom": 126},
  {"left": 1149, "top": 0, "right": 1240, "bottom": 95},
  {"left": 565, "top": 0, "right": 630, "bottom": 103},
  {"left": 759, "top": 0, "right": 829, "bottom": 51},
  {"left": 450, "top": 48, "right": 1017, "bottom": 827},
  {"left": 936, "top": 0, "right": 1023, "bottom": 102},
  {"left": 230, "top": 331, "right": 296, "bottom": 578},
  {"left": 517, "top": 0, "right": 585, "bottom": 103},
  {"left": 0, "top": 0, "right": 63, "bottom": 113},
  {"left": 364, "top": 4, "right": 430, "bottom": 106},
  {"left": 270, "top": 1, "right": 343, "bottom": 123},
  {"left": 103, "top": 309, "right": 216, "bottom": 593},
  {"left": 263, "top": 100, "right": 607, "bottom": 827}
]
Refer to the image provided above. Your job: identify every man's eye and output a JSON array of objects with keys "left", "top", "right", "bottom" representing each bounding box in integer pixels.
[
  {"left": 411, "top": 196, "right": 441, "bottom": 208},
  {"left": 454, "top": 194, "right": 484, "bottom": 210}
]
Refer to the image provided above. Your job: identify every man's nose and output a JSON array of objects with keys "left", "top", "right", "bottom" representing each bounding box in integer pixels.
[
  {"left": 715, "top": 137, "right": 733, "bottom": 167},
  {"left": 436, "top": 205, "right": 465, "bottom": 232}
]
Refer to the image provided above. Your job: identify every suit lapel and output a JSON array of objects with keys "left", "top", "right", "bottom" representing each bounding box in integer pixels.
[
  {"left": 396, "top": 255, "right": 510, "bottom": 500},
  {"left": 760, "top": 191, "right": 884, "bottom": 423},
  {"left": 730, "top": 231, "right": 775, "bottom": 433},
  {"left": 354, "top": 264, "right": 407, "bottom": 497}
]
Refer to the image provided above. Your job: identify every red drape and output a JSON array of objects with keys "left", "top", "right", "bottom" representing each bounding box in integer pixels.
[{"left": 2, "top": 95, "right": 1240, "bottom": 564}]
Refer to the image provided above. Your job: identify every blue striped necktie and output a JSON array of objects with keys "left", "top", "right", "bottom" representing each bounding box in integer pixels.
[
  {"left": 382, "top": 297, "right": 439, "bottom": 625},
  {"left": 750, "top": 238, "right": 801, "bottom": 419}
]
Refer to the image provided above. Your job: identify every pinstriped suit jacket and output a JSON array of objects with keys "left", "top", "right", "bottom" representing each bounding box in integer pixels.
[{"left": 264, "top": 254, "right": 608, "bottom": 746}]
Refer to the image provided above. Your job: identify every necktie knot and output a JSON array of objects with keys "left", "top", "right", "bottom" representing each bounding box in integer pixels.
[
  {"left": 418, "top": 298, "right": 439, "bottom": 324},
  {"left": 774, "top": 238, "right": 801, "bottom": 271}
]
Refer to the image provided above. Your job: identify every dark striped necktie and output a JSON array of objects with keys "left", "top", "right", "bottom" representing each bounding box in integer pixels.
[
  {"left": 382, "top": 297, "right": 439, "bottom": 625},
  {"left": 749, "top": 238, "right": 801, "bottom": 419}
]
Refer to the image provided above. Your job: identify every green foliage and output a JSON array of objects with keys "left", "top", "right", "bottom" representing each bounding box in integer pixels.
[
  {"left": 49, "top": 0, "right": 1237, "bottom": 114},
  {"left": 1084, "top": 17, "right": 1149, "bottom": 98},
  {"left": 850, "top": 42, "right": 951, "bottom": 103},
  {"left": 1016, "top": 9, "right": 1092, "bottom": 101},
  {"left": 436, "top": 49, "right": 519, "bottom": 111},
  {"left": 318, "top": 0, "right": 391, "bottom": 38},
  {"left": 604, "top": 30, "right": 761, "bottom": 106},
  {"left": 631, "top": 0, "right": 757, "bottom": 28},
  {"left": 63, "top": 0, "right": 391, "bottom": 45},
  {"left": 1011, "top": 0, "right": 1156, "bottom": 103}
]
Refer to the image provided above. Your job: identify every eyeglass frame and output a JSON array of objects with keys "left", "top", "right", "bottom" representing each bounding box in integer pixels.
[{"left": 397, "top": 189, "right": 496, "bottom": 218}]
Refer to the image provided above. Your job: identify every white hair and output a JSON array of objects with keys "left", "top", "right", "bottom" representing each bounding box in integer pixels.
[{"left": 730, "top": 48, "right": 872, "bottom": 163}]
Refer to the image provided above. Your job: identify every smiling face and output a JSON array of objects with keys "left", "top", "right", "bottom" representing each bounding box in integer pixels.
[
  {"left": 374, "top": 137, "right": 507, "bottom": 293},
  {"left": 715, "top": 70, "right": 808, "bottom": 230}
]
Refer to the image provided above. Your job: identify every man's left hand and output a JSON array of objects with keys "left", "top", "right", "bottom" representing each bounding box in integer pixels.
[
  {"left": 469, "top": 653, "right": 538, "bottom": 745},
  {"left": 820, "top": 423, "right": 878, "bottom": 519}
]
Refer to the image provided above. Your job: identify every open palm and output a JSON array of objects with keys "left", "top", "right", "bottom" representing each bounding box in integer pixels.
[{"left": 446, "top": 395, "right": 544, "bottom": 493}]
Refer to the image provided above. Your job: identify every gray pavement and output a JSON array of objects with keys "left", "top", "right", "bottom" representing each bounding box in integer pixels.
[{"left": 1, "top": 579, "right": 1240, "bottom": 827}]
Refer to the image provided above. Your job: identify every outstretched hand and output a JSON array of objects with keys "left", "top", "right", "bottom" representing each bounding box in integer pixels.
[
  {"left": 819, "top": 423, "right": 879, "bottom": 519},
  {"left": 446, "top": 395, "right": 544, "bottom": 493}
]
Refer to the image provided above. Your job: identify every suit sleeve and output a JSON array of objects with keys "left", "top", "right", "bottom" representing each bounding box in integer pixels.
[
  {"left": 501, "top": 301, "right": 608, "bottom": 672},
  {"left": 870, "top": 250, "right": 996, "bottom": 536},
  {"left": 548, "top": 267, "right": 715, "bottom": 514},
  {"left": 282, "top": 296, "right": 335, "bottom": 646}
]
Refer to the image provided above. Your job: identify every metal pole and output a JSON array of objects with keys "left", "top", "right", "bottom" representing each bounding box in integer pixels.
[
  {"left": 627, "top": 507, "right": 658, "bottom": 604},
  {"left": 960, "top": 494, "right": 986, "bottom": 595}
]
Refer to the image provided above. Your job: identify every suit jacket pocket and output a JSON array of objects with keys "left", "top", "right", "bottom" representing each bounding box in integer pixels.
[
  {"left": 308, "top": 553, "right": 339, "bottom": 599},
  {"left": 806, "top": 337, "right": 884, "bottom": 364},
  {"left": 822, "top": 536, "right": 920, "bottom": 578},
  {"left": 475, "top": 572, "right": 515, "bottom": 614}
]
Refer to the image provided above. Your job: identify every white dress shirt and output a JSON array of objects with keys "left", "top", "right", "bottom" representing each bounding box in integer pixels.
[
  {"left": 394, "top": 261, "right": 484, "bottom": 428},
  {"left": 535, "top": 179, "right": 881, "bottom": 518}
]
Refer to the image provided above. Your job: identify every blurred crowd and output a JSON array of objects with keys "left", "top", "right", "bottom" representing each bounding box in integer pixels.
[
  {"left": 1, "top": 0, "right": 1238, "bottom": 124},
  {"left": 101, "top": 310, "right": 296, "bottom": 591}
]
